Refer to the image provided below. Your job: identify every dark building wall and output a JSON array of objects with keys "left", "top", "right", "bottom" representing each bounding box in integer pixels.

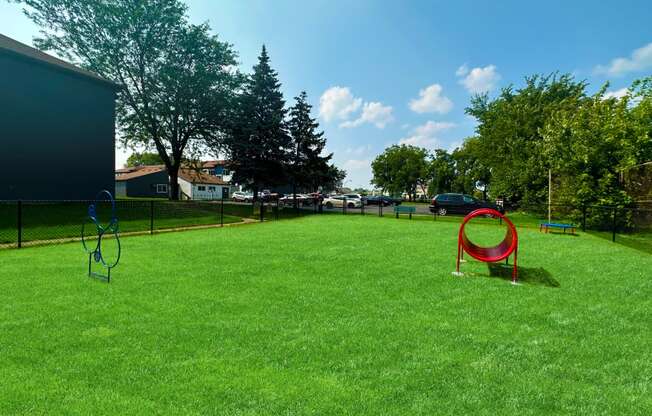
[
  {"left": 0, "top": 52, "right": 116, "bottom": 200},
  {"left": 123, "top": 171, "right": 169, "bottom": 198}
]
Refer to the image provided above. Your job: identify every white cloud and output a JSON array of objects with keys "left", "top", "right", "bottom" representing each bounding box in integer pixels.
[
  {"left": 409, "top": 84, "right": 453, "bottom": 114},
  {"left": 603, "top": 87, "right": 629, "bottom": 100},
  {"left": 398, "top": 121, "right": 456, "bottom": 149},
  {"left": 319, "top": 86, "right": 392, "bottom": 129},
  {"left": 340, "top": 101, "right": 394, "bottom": 129},
  {"left": 457, "top": 64, "right": 501, "bottom": 94},
  {"left": 455, "top": 64, "right": 469, "bottom": 77},
  {"left": 594, "top": 42, "right": 652, "bottom": 77},
  {"left": 343, "top": 159, "right": 371, "bottom": 170},
  {"left": 319, "top": 86, "right": 362, "bottom": 122}
]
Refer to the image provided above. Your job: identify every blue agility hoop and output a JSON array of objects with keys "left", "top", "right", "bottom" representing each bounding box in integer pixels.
[{"left": 81, "top": 190, "right": 121, "bottom": 282}]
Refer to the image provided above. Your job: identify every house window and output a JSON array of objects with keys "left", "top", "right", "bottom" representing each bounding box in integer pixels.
[
  {"left": 198, "top": 185, "right": 206, "bottom": 191},
  {"left": 208, "top": 186, "right": 216, "bottom": 192},
  {"left": 156, "top": 184, "right": 168, "bottom": 194}
]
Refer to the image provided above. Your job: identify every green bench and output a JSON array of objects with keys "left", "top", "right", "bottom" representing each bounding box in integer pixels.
[{"left": 394, "top": 205, "right": 416, "bottom": 219}]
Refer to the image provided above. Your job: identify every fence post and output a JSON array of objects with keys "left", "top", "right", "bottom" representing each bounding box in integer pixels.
[
  {"left": 17, "top": 200, "right": 22, "bottom": 248},
  {"left": 582, "top": 205, "right": 587, "bottom": 232},
  {"left": 220, "top": 198, "right": 224, "bottom": 227},
  {"left": 343, "top": 197, "right": 346, "bottom": 215},
  {"left": 150, "top": 200, "right": 154, "bottom": 235},
  {"left": 260, "top": 202, "right": 264, "bottom": 222},
  {"left": 612, "top": 207, "right": 617, "bottom": 242},
  {"left": 361, "top": 201, "right": 365, "bottom": 216}
]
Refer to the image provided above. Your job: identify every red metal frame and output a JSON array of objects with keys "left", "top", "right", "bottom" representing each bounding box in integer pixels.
[{"left": 456, "top": 208, "right": 519, "bottom": 283}]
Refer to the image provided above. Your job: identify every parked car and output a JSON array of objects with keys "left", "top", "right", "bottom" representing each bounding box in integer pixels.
[
  {"left": 429, "top": 193, "right": 504, "bottom": 216},
  {"left": 259, "top": 190, "right": 280, "bottom": 202},
  {"left": 323, "top": 195, "right": 363, "bottom": 209},
  {"left": 232, "top": 191, "right": 253, "bottom": 203},
  {"left": 365, "top": 195, "right": 401, "bottom": 206},
  {"left": 279, "top": 193, "right": 312, "bottom": 206},
  {"left": 342, "top": 193, "right": 367, "bottom": 204}
]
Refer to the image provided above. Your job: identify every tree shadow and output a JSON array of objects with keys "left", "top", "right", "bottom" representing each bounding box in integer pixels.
[{"left": 487, "top": 263, "right": 560, "bottom": 288}]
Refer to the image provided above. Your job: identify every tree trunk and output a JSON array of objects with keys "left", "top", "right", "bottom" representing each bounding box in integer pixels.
[
  {"left": 293, "top": 182, "right": 297, "bottom": 209},
  {"left": 251, "top": 183, "right": 259, "bottom": 204},
  {"left": 168, "top": 165, "right": 180, "bottom": 200}
]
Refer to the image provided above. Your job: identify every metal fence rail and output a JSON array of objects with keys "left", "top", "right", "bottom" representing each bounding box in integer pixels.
[
  {"left": 1, "top": 199, "right": 650, "bottom": 253},
  {"left": 0, "top": 199, "right": 260, "bottom": 248}
]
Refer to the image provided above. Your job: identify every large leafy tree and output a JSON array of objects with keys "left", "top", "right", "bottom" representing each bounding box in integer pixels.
[
  {"left": 427, "top": 149, "right": 455, "bottom": 195},
  {"left": 287, "top": 91, "right": 335, "bottom": 198},
  {"left": 125, "top": 152, "right": 163, "bottom": 167},
  {"left": 466, "top": 73, "right": 586, "bottom": 204},
  {"left": 451, "top": 137, "right": 491, "bottom": 199},
  {"left": 371, "top": 145, "right": 428, "bottom": 200},
  {"left": 223, "top": 46, "right": 290, "bottom": 202},
  {"left": 321, "top": 165, "right": 347, "bottom": 193},
  {"left": 541, "top": 83, "right": 651, "bottom": 209},
  {"left": 629, "top": 76, "right": 652, "bottom": 165},
  {"left": 18, "top": 0, "right": 240, "bottom": 199}
]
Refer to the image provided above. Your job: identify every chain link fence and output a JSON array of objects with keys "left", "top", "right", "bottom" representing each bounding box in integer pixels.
[
  {"left": 0, "top": 199, "right": 263, "bottom": 248},
  {"left": 1, "top": 198, "right": 651, "bottom": 253}
]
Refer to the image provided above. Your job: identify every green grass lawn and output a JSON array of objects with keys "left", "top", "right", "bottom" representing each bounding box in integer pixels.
[{"left": 1, "top": 215, "right": 651, "bottom": 414}]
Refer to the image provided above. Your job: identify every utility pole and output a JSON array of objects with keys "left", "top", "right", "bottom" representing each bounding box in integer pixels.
[{"left": 548, "top": 169, "right": 552, "bottom": 223}]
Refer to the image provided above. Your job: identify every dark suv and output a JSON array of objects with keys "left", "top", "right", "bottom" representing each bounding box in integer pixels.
[{"left": 429, "top": 193, "right": 503, "bottom": 216}]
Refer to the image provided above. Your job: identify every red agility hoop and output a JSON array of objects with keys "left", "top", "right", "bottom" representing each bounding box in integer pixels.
[{"left": 455, "top": 208, "right": 519, "bottom": 283}]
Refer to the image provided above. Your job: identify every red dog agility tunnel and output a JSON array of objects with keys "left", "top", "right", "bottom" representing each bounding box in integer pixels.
[{"left": 455, "top": 208, "right": 519, "bottom": 283}]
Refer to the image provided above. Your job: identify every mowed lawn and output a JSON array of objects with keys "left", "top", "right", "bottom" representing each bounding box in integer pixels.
[{"left": 0, "top": 215, "right": 650, "bottom": 415}]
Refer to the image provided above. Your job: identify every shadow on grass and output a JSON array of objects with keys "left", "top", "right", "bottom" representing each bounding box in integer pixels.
[
  {"left": 539, "top": 231, "right": 580, "bottom": 237},
  {"left": 487, "top": 263, "right": 560, "bottom": 288}
]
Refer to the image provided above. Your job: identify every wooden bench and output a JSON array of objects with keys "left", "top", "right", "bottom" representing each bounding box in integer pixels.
[
  {"left": 394, "top": 205, "right": 416, "bottom": 219},
  {"left": 539, "top": 222, "right": 576, "bottom": 235}
]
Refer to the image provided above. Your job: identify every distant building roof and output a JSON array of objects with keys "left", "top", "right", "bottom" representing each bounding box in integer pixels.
[
  {"left": 0, "top": 33, "right": 118, "bottom": 89},
  {"left": 200, "top": 160, "right": 229, "bottom": 169},
  {"left": 115, "top": 166, "right": 142, "bottom": 175},
  {"left": 115, "top": 165, "right": 165, "bottom": 181},
  {"left": 179, "top": 169, "right": 228, "bottom": 185},
  {"left": 115, "top": 165, "right": 228, "bottom": 185}
]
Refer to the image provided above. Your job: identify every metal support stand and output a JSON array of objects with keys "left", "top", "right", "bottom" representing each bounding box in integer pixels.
[{"left": 81, "top": 190, "right": 121, "bottom": 283}]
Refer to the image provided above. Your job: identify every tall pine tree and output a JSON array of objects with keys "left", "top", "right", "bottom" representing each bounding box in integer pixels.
[
  {"left": 287, "top": 91, "right": 334, "bottom": 201},
  {"left": 226, "top": 45, "right": 290, "bottom": 202}
]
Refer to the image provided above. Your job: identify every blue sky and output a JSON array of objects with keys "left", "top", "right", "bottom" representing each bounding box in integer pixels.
[{"left": 1, "top": 0, "right": 651, "bottom": 188}]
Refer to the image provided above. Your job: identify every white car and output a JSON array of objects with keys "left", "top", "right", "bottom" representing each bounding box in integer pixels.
[
  {"left": 342, "top": 193, "right": 366, "bottom": 204},
  {"left": 279, "top": 193, "right": 308, "bottom": 206},
  {"left": 323, "top": 195, "right": 362, "bottom": 209},
  {"left": 232, "top": 191, "right": 253, "bottom": 202}
]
